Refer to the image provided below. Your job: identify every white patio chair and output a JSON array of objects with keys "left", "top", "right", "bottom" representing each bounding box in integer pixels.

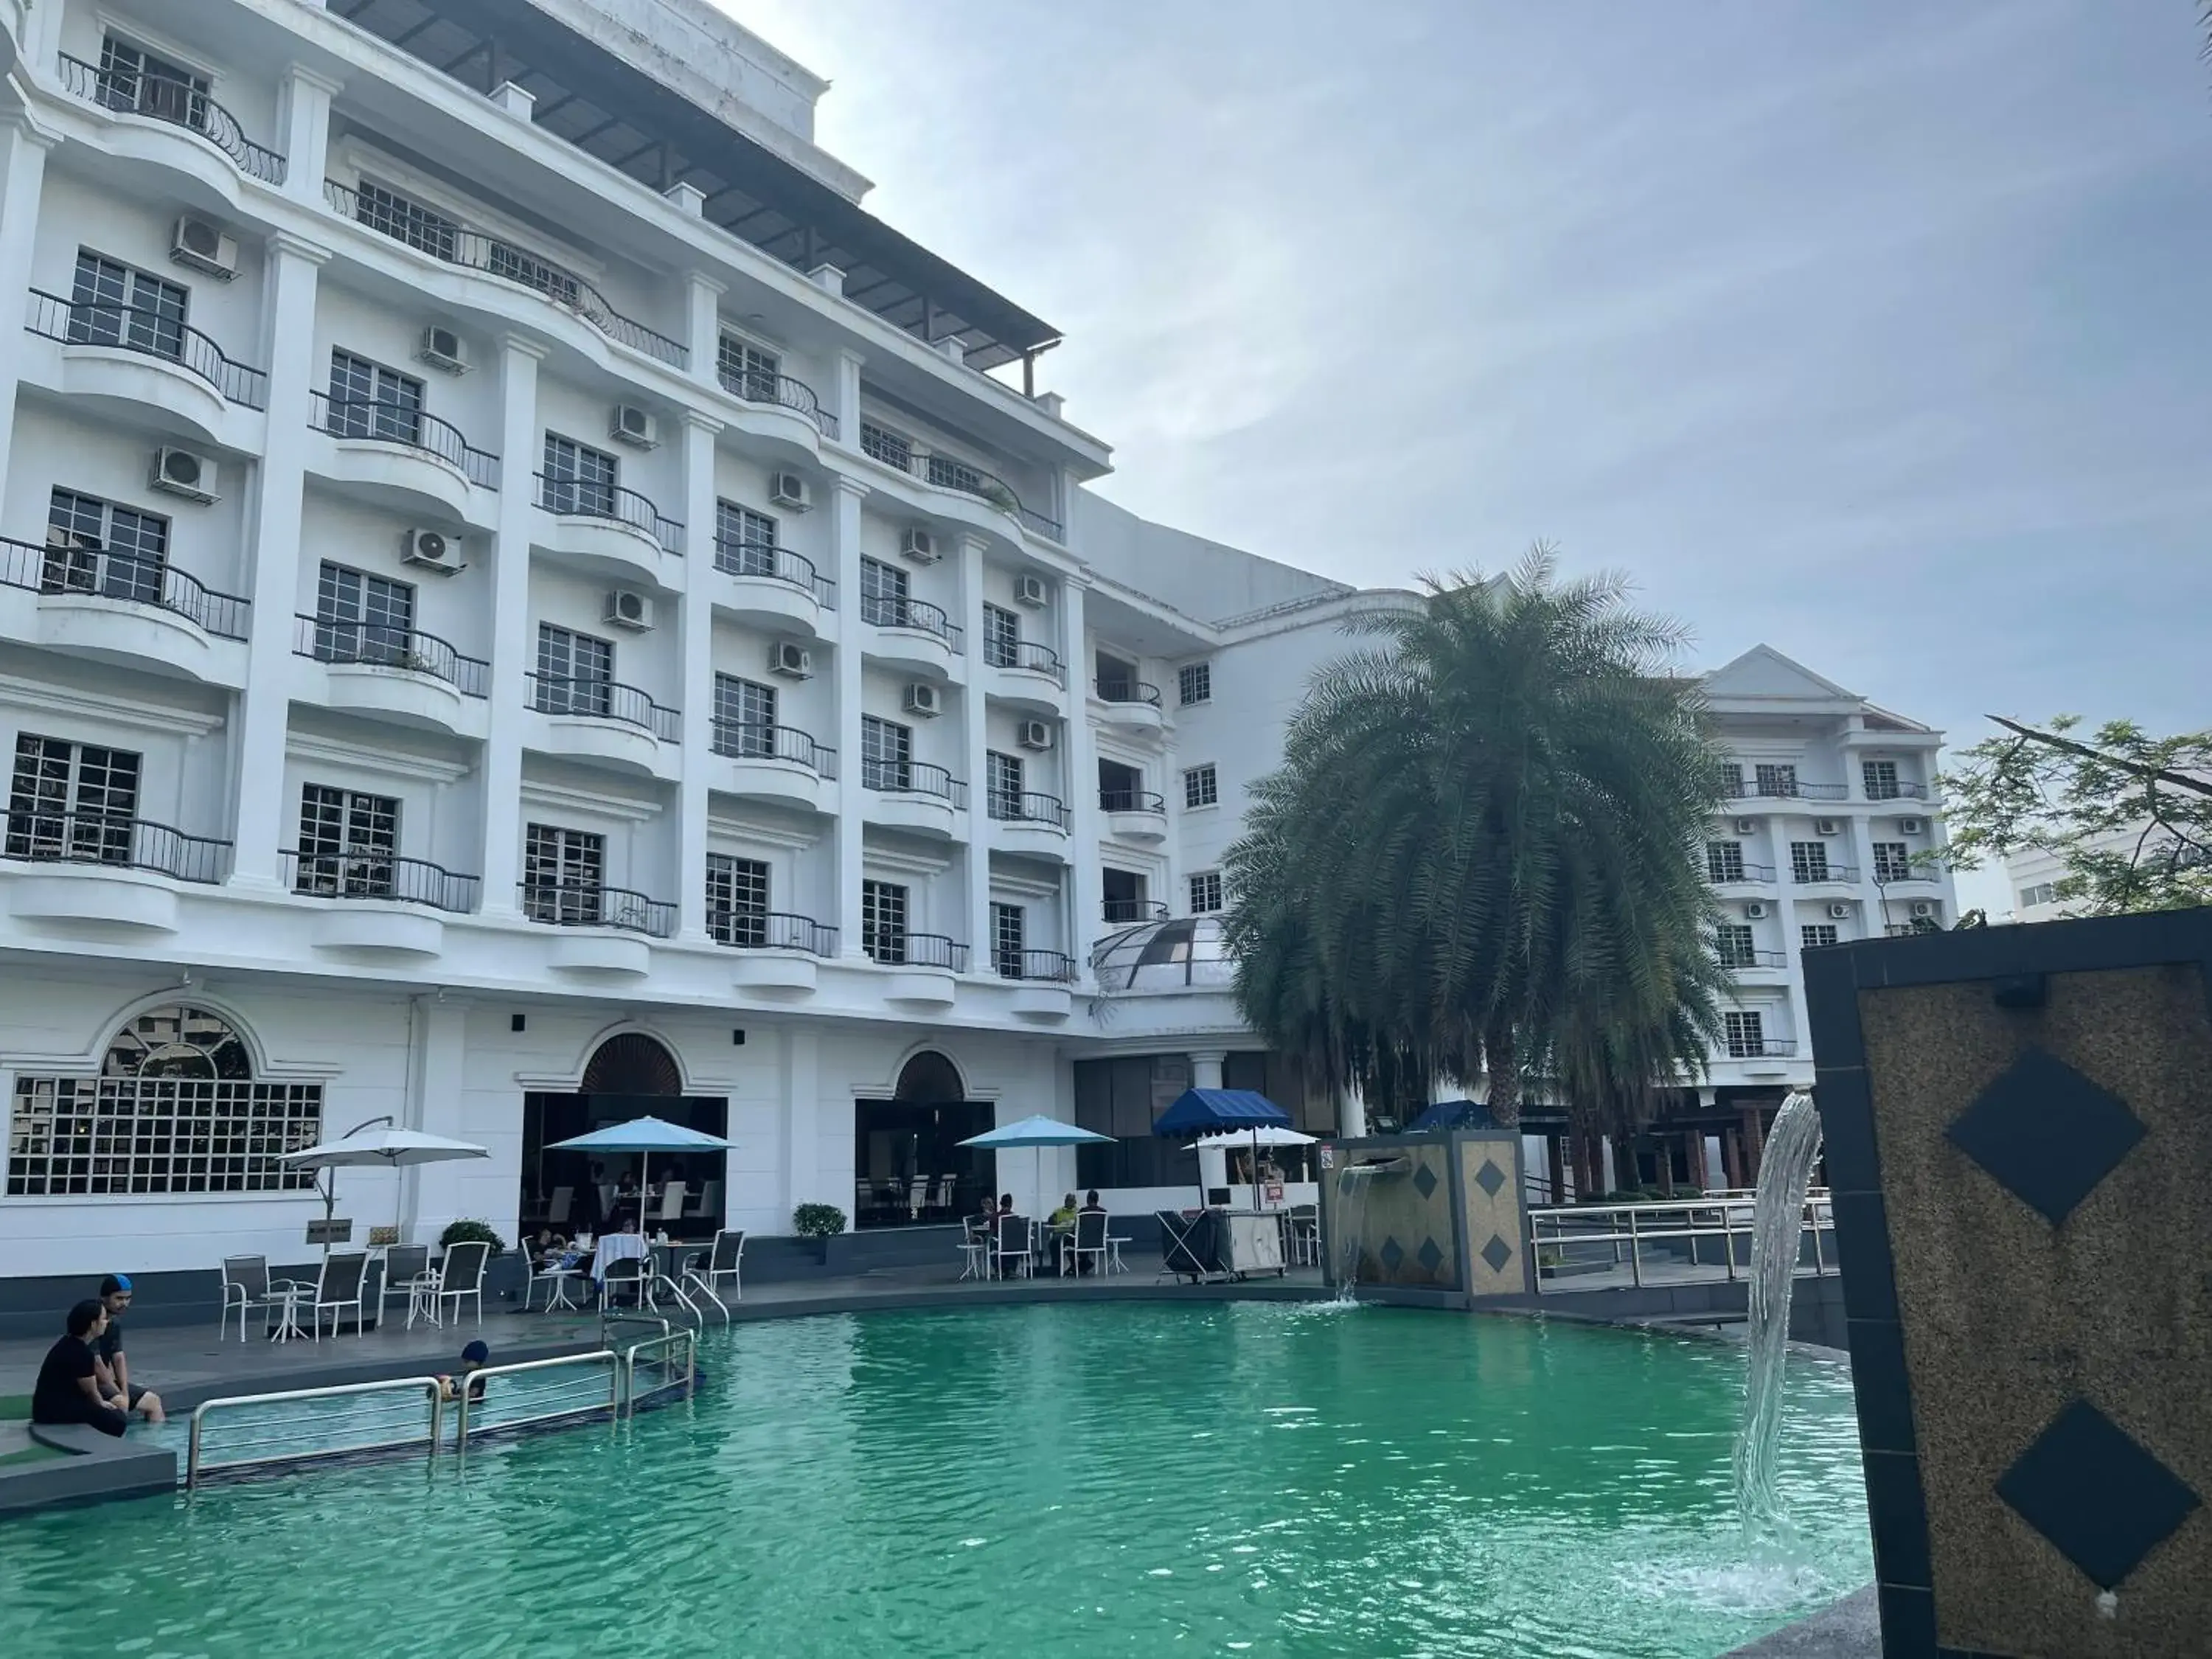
[
  {"left": 220, "top": 1253, "right": 310, "bottom": 1343},
  {"left": 687, "top": 1228, "right": 745, "bottom": 1304},
  {"left": 1064, "top": 1210, "right": 1107, "bottom": 1277},
  {"left": 602, "top": 1252, "right": 651, "bottom": 1310},
  {"left": 524, "top": 1249, "right": 583, "bottom": 1312},
  {"left": 956, "top": 1218, "right": 990, "bottom": 1281},
  {"left": 305, "top": 1251, "right": 372, "bottom": 1340},
  {"left": 424, "top": 1238, "right": 491, "bottom": 1328},
  {"left": 928, "top": 1174, "right": 956, "bottom": 1218},
  {"left": 549, "top": 1186, "right": 574, "bottom": 1226},
  {"left": 993, "top": 1213, "right": 1032, "bottom": 1279},
  {"left": 906, "top": 1176, "right": 929, "bottom": 1220},
  {"left": 655, "top": 1181, "right": 686, "bottom": 1225},
  {"left": 379, "top": 1243, "right": 433, "bottom": 1325}
]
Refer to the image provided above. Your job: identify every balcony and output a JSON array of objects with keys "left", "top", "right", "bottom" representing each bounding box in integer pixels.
[
  {"left": 714, "top": 908, "right": 838, "bottom": 997},
  {"left": 309, "top": 392, "right": 499, "bottom": 522},
  {"left": 535, "top": 474, "right": 683, "bottom": 580},
  {"left": 284, "top": 849, "right": 478, "bottom": 956},
  {"left": 1002, "top": 947, "right": 1078, "bottom": 1020},
  {"left": 1099, "top": 787, "right": 1169, "bottom": 843},
  {"left": 26, "top": 291, "right": 266, "bottom": 442},
  {"left": 296, "top": 616, "right": 489, "bottom": 735},
  {"left": 712, "top": 538, "right": 834, "bottom": 635},
  {"left": 989, "top": 788, "right": 1071, "bottom": 856},
  {"left": 1707, "top": 861, "right": 1777, "bottom": 886},
  {"left": 1874, "top": 863, "right": 1943, "bottom": 888},
  {"left": 1093, "top": 678, "right": 1164, "bottom": 733},
  {"left": 527, "top": 673, "right": 680, "bottom": 776},
  {"left": 326, "top": 179, "right": 686, "bottom": 368},
  {"left": 1725, "top": 1037, "right": 1799, "bottom": 1060},
  {"left": 709, "top": 719, "right": 837, "bottom": 813},
  {"left": 57, "top": 53, "right": 286, "bottom": 185},
  {"left": 861, "top": 758, "right": 964, "bottom": 835},
  {"left": 2, "top": 535, "right": 249, "bottom": 681},
  {"left": 1724, "top": 776, "right": 1850, "bottom": 803},
  {"left": 869, "top": 930, "right": 966, "bottom": 1008},
  {"left": 859, "top": 591, "right": 961, "bottom": 676},
  {"left": 1102, "top": 898, "right": 1169, "bottom": 925},
  {"left": 1717, "top": 947, "right": 1789, "bottom": 972},
  {"left": 717, "top": 362, "right": 838, "bottom": 441},
  {"left": 858, "top": 424, "right": 1062, "bottom": 542},
  {"left": 3, "top": 810, "right": 229, "bottom": 932},
  {"left": 982, "top": 639, "right": 1065, "bottom": 712},
  {"left": 519, "top": 880, "right": 675, "bottom": 975},
  {"left": 1790, "top": 863, "right": 1860, "bottom": 886},
  {"left": 1863, "top": 780, "right": 1930, "bottom": 801}
]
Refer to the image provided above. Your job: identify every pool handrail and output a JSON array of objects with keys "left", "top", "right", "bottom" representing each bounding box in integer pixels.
[
  {"left": 1525, "top": 1191, "right": 1834, "bottom": 1292},
  {"left": 619, "top": 1327, "right": 698, "bottom": 1411},
  {"left": 453, "top": 1348, "right": 622, "bottom": 1449},
  {"left": 187, "top": 1374, "right": 445, "bottom": 1488}
]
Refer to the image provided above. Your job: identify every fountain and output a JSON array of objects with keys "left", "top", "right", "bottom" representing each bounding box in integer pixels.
[
  {"left": 1328, "top": 1163, "right": 1377, "bottom": 1303},
  {"left": 1733, "top": 1088, "right": 1825, "bottom": 1530}
]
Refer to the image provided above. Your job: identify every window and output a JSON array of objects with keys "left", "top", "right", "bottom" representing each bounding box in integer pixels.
[
  {"left": 1099, "top": 758, "right": 1145, "bottom": 813},
  {"left": 992, "top": 901, "right": 1026, "bottom": 978},
  {"left": 2020, "top": 882, "right": 2060, "bottom": 908},
  {"left": 1790, "top": 841, "right": 1830, "bottom": 883},
  {"left": 706, "top": 853, "right": 771, "bottom": 947},
  {"left": 44, "top": 487, "right": 168, "bottom": 607},
  {"left": 861, "top": 716, "right": 911, "bottom": 790},
  {"left": 861, "top": 879, "right": 908, "bottom": 963},
  {"left": 1754, "top": 763, "right": 1798, "bottom": 799},
  {"left": 1715, "top": 924, "right": 1757, "bottom": 970},
  {"left": 986, "top": 751, "right": 1023, "bottom": 818},
  {"left": 859, "top": 556, "right": 909, "bottom": 628},
  {"left": 982, "top": 603, "right": 1021, "bottom": 669},
  {"left": 6, "top": 1004, "right": 321, "bottom": 1197},
  {"left": 927, "top": 453, "right": 987, "bottom": 496},
  {"left": 535, "top": 624, "right": 614, "bottom": 717},
  {"left": 1872, "top": 842, "right": 1912, "bottom": 883},
  {"left": 68, "top": 249, "right": 187, "bottom": 361},
  {"left": 1862, "top": 760, "right": 1900, "bottom": 801},
  {"left": 1705, "top": 840, "right": 1745, "bottom": 883},
  {"left": 1189, "top": 871, "right": 1223, "bottom": 914},
  {"left": 95, "top": 37, "right": 210, "bottom": 130},
  {"left": 521, "top": 824, "right": 604, "bottom": 924},
  {"left": 1096, "top": 651, "right": 1139, "bottom": 701},
  {"left": 714, "top": 501, "right": 779, "bottom": 574},
  {"left": 860, "top": 421, "right": 912, "bottom": 472},
  {"left": 294, "top": 785, "right": 399, "bottom": 898},
  {"left": 713, "top": 674, "right": 777, "bottom": 757},
  {"left": 7, "top": 734, "right": 140, "bottom": 865},
  {"left": 717, "top": 334, "right": 780, "bottom": 401},
  {"left": 314, "top": 561, "right": 416, "bottom": 666},
  {"left": 1723, "top": 1011, "right": 1766, "bottom": 1059},
  {"left": 327, "top": 349, "right": 423, "bottom": 445},
  {"left": 1184, "top": 764, "right": 1219, "bottom": 810},
  {"left": 1717, "top": 762, "right": 1745, "bottom": 797},
  {"left": 1801, "top": 924, "right": 1839, "bottom": 950},
  {"left": 542, "top": 434, "right": 618, "bottom": 518},
  {"left": 1178, "top": 662, "right": 1211, "bottom": 706},
  {"left": 351, "top": 180, "right": 459, "bottom": 262}
]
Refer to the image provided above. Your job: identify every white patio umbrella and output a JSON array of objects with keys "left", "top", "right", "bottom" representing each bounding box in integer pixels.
[
  {"left": 280, "top": 1116, "right": 490, "bottom": 1262},
  {"left": 957, "top": 1115, "right": 1114, "bottom": 1220},
  {"left": 1186, "top": 1124, "right": 1320, "bottom": 1201},
  {"left": 546, "top": 1115, "right": 734, "bottom": 1238}
]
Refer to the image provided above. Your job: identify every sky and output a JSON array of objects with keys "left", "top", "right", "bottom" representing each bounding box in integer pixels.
[{"left": 724, "top": 0, "right": 2210, "bottom": 910}]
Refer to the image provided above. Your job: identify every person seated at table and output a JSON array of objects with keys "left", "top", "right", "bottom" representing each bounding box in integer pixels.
[
  {"left": 616, "top": 1169, "right": 641, "bottom": 1208},
  {"left": 1048, "top": 1193, "right": 1078, "bottom": 1230},
  {"left": 998, "top": 1192, "right": 1017, "bottom": 1217},
  {"left": 1079, "top": 1189, "right": 1106, "bottom": 1215},
  {"left": 32, "top": 1301, "right": 128, "bottom": 1438},
  {"left": 529, "top": 1230, "right": 570, "bottom": 1270},
  {"left": 437, "top": 1339, "right": 491, "bottom": 1404},
  {"left": 92, "top": 1274, "right": 163, "bottom": 1426}
]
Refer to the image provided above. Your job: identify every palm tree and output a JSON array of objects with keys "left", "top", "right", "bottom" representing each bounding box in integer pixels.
[{"left": 1222, "top": 549, "right": 1729, "bottom": 1127}]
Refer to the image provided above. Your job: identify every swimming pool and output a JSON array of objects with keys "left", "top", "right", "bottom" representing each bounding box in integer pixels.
[{"left": 0, "top": 1304, "right": 1868, "bottom": 1658}]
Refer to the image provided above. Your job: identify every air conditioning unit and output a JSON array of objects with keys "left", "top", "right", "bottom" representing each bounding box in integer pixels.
[
  {"left": 902, "top": 681, "right": 942, "bottom": 718},
  {"left": 1745, "top": 902, "right": 1770, "bottom": 920},
  {"left": 1018, "top": 720, "right": 1054, "bottom": 751},
  {"left": 147, "top": 446, "right": 219, "bottom": 504},
  {"left": 767, "top": 640, "right": 813, "bottom": 679},
  {"left": 609, "top": 404, "right": 658, "bottom": 449},
  {"left": 1899, "top": 817, "right": 1924, "bottom": 835},
  {"left": 417, "top": 324, "right": 469, "bottom": 374},
  {"left": 1827, "top": 902, "right": 1853, "bottom": 920},
  {"left": 900, "top": 527, "right": 940, "bottom": 564},
  {"left": 400, "top": 527, "right": 464, "bottom": 572},
  {"left": 1815, "top": 818, "right": 1841, "bottom": 835},
  {"left": 170, "top": 215, "right": 237, "bottom": 279},
  {"left": 1015, "top": 573, "right": 1049, "bottom": 608},
  {"left": 1910, "top": 901, "right": 1937, "bottom": 919},
  {"left": 1733, "top": 818, "right": 1756, "bottom": 837},
  {"left": 769, "top": 470, "right": 812, "bottom": 511},
  {"left": 602, "top": 588, "right": 655, "bottom": 631}
]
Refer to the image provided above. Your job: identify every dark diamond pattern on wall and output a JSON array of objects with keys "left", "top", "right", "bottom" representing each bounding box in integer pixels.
[
  {"left": 1945, "top": 1047, "right": 2145, "bottom": 1226},
  {"left": 1474, "top": 1158, "right": 1506, "bottom": 1198},
  {"left": 1416, "top": 1237, "right": 1443, "bottom": 1273},
  {"left": 1378, "top": 1236, "right": 1405, "bottom": 1272},
  {"left": 1412, "top": 1161, "right": 1438, "bottom": 1199},
  {"left": 1995, "top": 1401, "right": 2201, "bottom": 1590},
  {"left": 1481, "top": 1234, "right": 1514, "bottom": 1275}
]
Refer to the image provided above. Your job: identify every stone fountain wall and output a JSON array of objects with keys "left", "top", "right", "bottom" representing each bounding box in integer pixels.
[{"left": 1318, "top": 1130, "right": 1528, "bottom": 1303}]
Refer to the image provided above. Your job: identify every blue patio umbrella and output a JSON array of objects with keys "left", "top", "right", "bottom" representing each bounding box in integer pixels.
[
  {"left": 547, "top": 1116, "right": 733, "bottom": 1234},
  {"left": 1152, "top": 1089, "right": 1293, "bottom": 1211},
  {"left": 957, "top": 1115, "right": 1113, "bottom": 1219}
]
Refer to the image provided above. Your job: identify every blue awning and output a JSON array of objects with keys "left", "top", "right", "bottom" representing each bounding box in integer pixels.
[
  {"left": 1408, "top": 1099, "right": 1499, "bottom": 1133},
  {"left": 1151, "top": 1088, "right": 1293, "bottom": 1139}
]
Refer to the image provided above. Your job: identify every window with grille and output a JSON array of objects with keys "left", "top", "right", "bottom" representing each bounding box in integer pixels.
[
  {"left": 1178, "top": 662, "right": 1211, "bottom": 706},
  {"left": 351, "top": 180, "right": 459, "bottom": 262},
  {"left": 860, "top": 421, "right": 912, "bottom": 472},
  {"left": 1872, "top": 842, "right": 1912, "bottom": 883},
  {"left": 68, "top": 249, "right": 187, "bottom": 360},
  {"left": 715, "top": 500, "right": 779, "bottom": 574},
  {"left": 861, "top": 879, "right": 908, "bottom": 963},
  {"left": 95, "top": 37, "right": 209, "bottom": 128},
  {"left": 315, "top": 561, "right": 416, "bottom": 667},
  {"left": 992, "top": 901, "right": 1026, "bottom": 977},
  {"left": 1862, "top": 760, "right": 1900, "bottom": 801},
  {"left": 522, "top": 824, "right": 604, "bottom": 924},
  {"left": 1754, "top": 763, "right": 1798, "bottom": 798},
  {"left": 535, "top": 624, "right": 614, "bottom": 717},
  {"left": 859, "top": 556, "right": 908, "bottom": 627},
  {"left": 982, "top": 603, "right": 1021, "bottom": 668},
  {"left": 327, "top": 349, "right": 423, "bottom": 445},
  {"left": 1801, "top": 924, "right": 1839, "bottom": 950},
  {"left": 1724, "top": 1011, "right": 1766, "bottom": 1059},
  {"left": 1189, "top": 871, "right": 1223, "bottom": 914},
  {"left": 44, "top": 487, "right": 168, "bottom": 607},
  {"left": 1790, "top": 841, "right": 1830, "bottom": 883},
  {"left": 1184, "top": 764, "right": 1219, "bottom": 809},
  {"left": 706, "top": 853, "right": 771, "bottom": 947},
  {"left": 717, "top": 334, "right": 781, "bottom": 400},
  {"left": 542, "top": 434, "right": 618, "bottom": 517},
  {"left": 2020, "top": 882, "right": 2059, "bottom": 908},
  {"left": 713, "top": 674, "right": 777, "bottom": 757},
  {"left": 1715, "top": 924, "right": 1757, "bottom": 969},
  {"left": 294, "top": 785, "right": 398, "bottom": 898},
  {"left": 1705, "top": 840, "right": 1745, "bottom": 883},
  {"left": 986, "top": 751, "right": 1023, "bottom": 818},
  {"left": 861, "top": 716, "right": 911, "bottom": 790},
  {"left": 7, "top": 734, "right": 140, "bottom": 866},
  {"left": 7, "top": 1004, "right": 321, "bottom": 1197}
]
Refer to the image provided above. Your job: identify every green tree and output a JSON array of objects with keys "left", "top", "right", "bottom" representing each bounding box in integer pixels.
[
  {"left": 1939, "top": 715, "right": 2212, "bottom": 915},
  {"left": 1222, "top": 549, "right": 1731, "bottom": 1127}
]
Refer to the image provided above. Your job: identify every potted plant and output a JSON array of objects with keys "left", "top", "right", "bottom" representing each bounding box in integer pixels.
[{"left": 792, "top": 1203, "right": 846, "bottom": 1265}]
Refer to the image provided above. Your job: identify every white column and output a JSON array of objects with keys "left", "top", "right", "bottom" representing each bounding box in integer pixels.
[
  {"left": 0, "top": 114, "right": 57, "bottom": 511},
  {"left": 479, "top": 335, "right": 545, "bottom": 914},
  {"left": 830, "top": 476, "right": 869, "bottom": 956},
  {"left": 782, "top": 1024, "right": 821, "bottom": 1218},
  {"left": 228, "top": 232, "right": 330, "bottom": 890},
  {"left": 1338, "top": 1080, "right": 1368, "bottom": 1140},
  {"left": 830, "top": 347, "right": 863, "bottom": 454},
  {"left": 676, "top": 412, "right": 722, "bottom": 942},
  {"left": 401, "top": 997, "right": 469, "bottom": 1246},
  {"left": 1062, "top": 579, "right": 1102, "bottom": 957},
  {"left": 1191, "top": 1050, "right": 1229, "bottom": 1198},
  {"left": 684, "top": 271, "right": 725, "bottom": 393},
  {"left": 958, "top": 534, "right": 992, "bottom": 971},
  {"left": 276, "top": 64, "right": 343, "bottom": 209}
]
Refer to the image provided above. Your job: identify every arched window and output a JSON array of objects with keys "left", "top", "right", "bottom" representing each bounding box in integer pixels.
[
  {"left": 582, "top": 1031, "right": 682, "bottom": 1096},
  {"left": 894, "top": 1050, "right": 965, "bottom": 1104},
  {"left": 102, "top": 1004, "right": 254, "bottom": 1080}
]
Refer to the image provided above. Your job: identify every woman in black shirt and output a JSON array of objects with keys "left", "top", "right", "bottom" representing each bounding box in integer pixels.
[{"left": 32, "top": 1301, "right": 128, "bottom": 1438}]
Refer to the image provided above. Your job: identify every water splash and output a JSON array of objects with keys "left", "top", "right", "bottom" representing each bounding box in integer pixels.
[
  {"left": 1329, "top": 1164, "right": 1373, "bottom": 1305},
  {"left": 1733, "top": 1090, "right": 1824, "bottom": 1531}
]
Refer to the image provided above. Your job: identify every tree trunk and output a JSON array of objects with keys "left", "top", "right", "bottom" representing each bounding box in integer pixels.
[{"left": 1484, "top": 1029, "right": 1520, "bottom": 1127}]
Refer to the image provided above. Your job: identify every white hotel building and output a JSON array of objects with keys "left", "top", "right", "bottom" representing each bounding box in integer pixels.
[{"left": 0, "top": 0, "right": 1953, "bottom": 1293}]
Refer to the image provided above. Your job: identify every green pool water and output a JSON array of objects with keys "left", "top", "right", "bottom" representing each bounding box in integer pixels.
[{"left": 0, "top": 1303, "right": 1869, "bottom": 1658}]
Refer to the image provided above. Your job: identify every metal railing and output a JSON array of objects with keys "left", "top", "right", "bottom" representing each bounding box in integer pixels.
[
  {"left": 188, "top": 1376, "right": 445, "bottom": 1488},
  {"left": 1725, "top": 777, "right": 1851, "bottom": 801},
  {"left": 1790, "top": 863, "right": 1859, "bottom": 885},
  {"left": 710, "top": 908, "right": 838, "bottom": 955},
  {"left": 621, "top": 1328, "right": 702, "bottom": 1404},
  {"left": 2, "top": 808, "right": 230, "bottom": 884},
  {"left": 326, "top": 179, "right": 687, "bottom": 368},
  {"left": 1863, "top": 780, "right": 1930, "bottom": 801},
  {"left": 1717, "top": 946, "right": 1788, "bottom": 970},
  {"left": 1002, "top": 947, "right": 1079, "bottom": 982},
  {"left": 1707, "top": 860, "right": 1776, "bottom": 884},
  {"left": 1102, "top": 897, "right": 1169, "bottom": 923},
  {"left": 868, "top": 931, "right": 968, "bottom": 970},
  {"left": 282, "top": 849, "right": 479, "bottom": 914},
  {"left": 535, "top": 473, "right": 684, "bottom": 554},
  {"left": 310, "top": 392, "right": 501, "bottom": 489},
  {"left": 518, "top": 881, "right": 678, "bottom": 937},
  {"left": 988, "top": 789, "right": 1070, "bottom": 830},
  {"left": 295, "top": 614, "right": 489, "bottom": 697},
  {"left": 60, "top": 53, "right": 288, "bottom": 185},
  {"left": 528, "top": 672, "right": 681, "bottom": 742},
  {"left": 1098, "top": 788, "right": 1166, "bottom": 815},
  {"left": 922, "top": 453, "right": 1062, "bottom": 540},
  {"left": 1726, "top": 1037, "right": 1800, "bottom": 1059},
  {"left": 984, "top": 638, "right": 1063, "bottom": 681},
  {"left": 710, "top": 719, "right": 836, "bottom": 777},
  {"left": 454, "top": 1349, "right": 624, "bottom": 1450},
  {"left": 27, "top": 289, "right": 268, "bottom": 408},
  {"left": 3, "top": 534, "right": 251, "bottom": 639},
  {"left": 1528, "top": 1192, "right": 1834, "bottom": 1293},
  {"left": 861, "top": 757, "right": 967, "bottom": 807},
  {"left": 1095, "top": 677, "right": 1163, "bottom": 708},
  {"left": 717, "top": 364, "right": 838, "bottom": 439},
  {"left": 860, "top": 591, "right": 964, "bottom": 650},
  {"left": 713, "top": 538, "right": 835, "bottom": 607},
  {"left": 1874, "top": 865, "right": 1941, "bottom": 886}
]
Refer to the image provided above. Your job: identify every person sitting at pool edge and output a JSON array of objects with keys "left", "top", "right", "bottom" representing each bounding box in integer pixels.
[
  {"left": 438, "top": 1340, "right": 491, "bottom": 1404},
  {"left": 93, "top": 1273, "right": 163, "bottom": 1426},
  {"left": 32, "top": 1301, "right": 128, "bottom": 1438}
]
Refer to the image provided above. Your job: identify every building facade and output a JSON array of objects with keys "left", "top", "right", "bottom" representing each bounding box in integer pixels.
[{"left": 0, "top": 0, "right": 1952, "bottom": 1281}]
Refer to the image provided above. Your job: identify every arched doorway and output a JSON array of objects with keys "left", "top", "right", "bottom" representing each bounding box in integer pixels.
[
  {"left": 582, "top": 1032, "right": 682, "bottom": 1096},
  {"left": 855, "top": 1051, "right": 990, "bottom": 1229},
  {"left": 523, "top": 1031, "right": 726, "bottom": 1240}
]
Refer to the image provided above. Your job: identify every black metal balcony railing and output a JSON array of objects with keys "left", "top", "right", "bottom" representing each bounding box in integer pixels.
[
  {"left": 713, "top": 538, "right": 835, "bottom": 608},
  {"left": 866, "top": 931, "right": 968, "bottom": 971},
  {"left": 1706, "top": 861, "right": 1777, "bottom": 884},
  {"left": 528, "top": 673, "right": 681, "bottom": 742},
  {"left": 709, "top": 908, "right": 838, "bottom": 956},
  {"left": 1717, "top": 947, "right": 1788, "bottom": 970},
  {"left": 296, "top": 614, "right": 490, "bottom": 698},
  {"left": 1725, "top": 1037, "right": 1800, "bottom": 1060},
  {"left": 4, "top": 535, "right": 251, "bottom": 640},
  {"left": 1874, "top": 865, "right": 1940, "bottom": 886},
  {"left": 27, "top": 290, "right": 269, "bottom": 408},
  {"left": 325, "top": 179, "right": 687, "bottom": 368},
  {"left": 710, "top": 720, "right": 837, "bottom": 778},
  {"left": 860, "top": 758, "right": 967, "bottom": 808},
  {"left": 310, "top": 392, "right": 501, "bottom": 489},
  {"left": 860, "top": 591, "right": 964, "bottom": 650},
  {"left": 517, "top": 881, "right": 678, "bottom": 937},
  {"left": 1099, "top": 788, "right": 1167, "bottom": 815},
  {"left": 922, "top": 454, "right": 1062, "bottom": 542},
  {"left": 1724, "top": 776, "right": 1851, "bottom": 801},
  {"left": 1001, "top": 948, "right": 1079, "bottom": 983},
  {"left": 1095, "top": 677, "right": 1163, "bottom": 708},
  {"left": 1102, "top": 897, "right": 1169, "bottom": 924},
  {"left": 2, "top": 808, "right": 229, "bottom": 884},
  {"left": 535, "top": 473, "right": 684, "bottom": 554},
  {"left": 282, "top": 849, "right": 479, "bottom": 913},
  {"left": 1863, "top": 780, "right": 1930, "bottom": 801},
  {"left": 984, "top": 638, "right": 1065, "bottom": 681},
  {"left": 988, "top": 790, "right": 1070, "bottom": 830},
  {"left": 59, "top": 54, "right": 288, "bottom": 185},
  {"left": 1791, "top": 863, "right": 1860, "bottom": 885},
  {"left": 717, "top": 365, "right": 838, "bottom": 440}
]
